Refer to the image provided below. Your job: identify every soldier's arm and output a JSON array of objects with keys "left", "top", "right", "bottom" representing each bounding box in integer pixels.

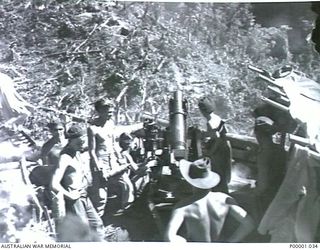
[
  {"left": 164, "top": 208, "right": 187, "bottom": 242},
  {"left": 87, "top": 126, "right": 100, "bottom": 171},
  {"left": 122, "top": 151, "right": 139, "bottom": 171},
  {"left": 51, "top": 154, "right": 80, "bottom": 201},
  {"left": 106, "top": 163, "right": 131, "bottom": 178},
  {"left": 114, "top": 123, "right": 144, "bottom": 137},
  {"left": 226, "top": 203, "right": 255, "bottom": 242},
  {"left": 40, "top": 140, "right": 52, "bottom": 165},
  {"left": 254, "top": 150, "right": 270, "bottom": 195},
  {"left": 226, "top": 140, "right": 232, "bottom": 183}
]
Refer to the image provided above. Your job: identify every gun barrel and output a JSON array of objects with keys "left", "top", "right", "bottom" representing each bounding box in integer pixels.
[
  {"left": 261, "top": 96, "right": 290, "bottom": 112},
  {"left": 267, "top": 85, "right": 287, "bottom": 97},
  {"left": 248, "top": 64, "right": 265, "bottom": 74},
  {"left": 259, "top": 74, "right": 282, "bottom": 88},
  {"left": 169, "top": 90, "right": 187, "bottom": 159}
]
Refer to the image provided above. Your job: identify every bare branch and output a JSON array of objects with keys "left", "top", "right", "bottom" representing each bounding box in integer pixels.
[
  {"left": 45, "top": 50, "right": 102, "bottom": 58},
  {"left": 73, "top": 23, "right": 99, "bottom": 52},
  {"left": 115, "top": 86, "right": 129, "bottom": 103}
]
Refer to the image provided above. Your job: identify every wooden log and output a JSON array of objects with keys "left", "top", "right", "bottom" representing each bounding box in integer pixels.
[
  {"left": 226, "top": 133, "right": 258, "bottom": 149},
  {"left": 288, "top": 134, "right": 312, "bottom": 147}
]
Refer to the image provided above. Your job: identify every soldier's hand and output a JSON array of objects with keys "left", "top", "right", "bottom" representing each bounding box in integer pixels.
[
  {"left": 102, "top": 172, "right": 111, "bottom": 181},
  {"left": 146, "top": 159, "right": 157, "bottom": 168},
  {"left": 67, "top": 190, "right": 81, "bottom": 200}
]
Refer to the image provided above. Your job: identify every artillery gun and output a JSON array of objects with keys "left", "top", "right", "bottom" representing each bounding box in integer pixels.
[
  {"left": 248, "top": 64, "right": 320, "bottom": 153},
  {"left": 127, "top": 90, "right": 206, "bottom": 237},
  {"left": 133, "top": 66, "right": 320, "bottom": 240},
  {"left": 248, "top": 65, "right": 320, "bottom": 242},
  {"left": 133, "top": 89, "right": 258, "bottom": 239}
]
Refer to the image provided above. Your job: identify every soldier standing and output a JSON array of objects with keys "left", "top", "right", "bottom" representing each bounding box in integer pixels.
[
  {"left": 198, "top": 97, "right": 232, "bottom": 194},
  {"left": 87, "top": 98, "right": 143, "bottom": 217},
  {"left": 51, "top": 124, "right": 105, "bottom": 241}
]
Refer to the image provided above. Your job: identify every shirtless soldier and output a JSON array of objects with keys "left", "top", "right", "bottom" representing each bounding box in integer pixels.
[
  {"left": 87, "top": 98, "right": 143, "bottom": 216},
  {"left": 51, "top": 124, "right": 105, "bottom": 241},
  {"left": 164, "top": 157, "right": 255, "bottom": 242}
]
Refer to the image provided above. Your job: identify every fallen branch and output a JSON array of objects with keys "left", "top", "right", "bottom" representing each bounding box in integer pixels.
[
  {"left": 38, "top": 106, "right": 87, "bottom": 122},
  {"left": 153, "top": 58, "right": 165, "bottom": 74},
  {"left": 73, "top": 23, "right": 99, "bottom": 52},
  {"left": 45, "top": 50, "right": 102, "bottom": 58},
  {"left": 14, "top": 79, "right": 31, "bottom": 85},
  {"left": 110, "top": 48, "right": 118, "bottom": 55},
  {"left": 148, "top": 14, "right": 167, "bottom": 31},
  {"left": 189, "top": 80, "right": 210, "bottom": 85},
  {"left": 43, "top": 206, "right": 55, "bottom": 234}
]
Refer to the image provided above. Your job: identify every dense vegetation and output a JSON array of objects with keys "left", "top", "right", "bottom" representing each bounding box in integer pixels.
[
  {"left": 0, "top": 1, "right": 319, "bottom": 243},
  {"left": 0, "top": 0, "right": 318, "bottom": 140}
]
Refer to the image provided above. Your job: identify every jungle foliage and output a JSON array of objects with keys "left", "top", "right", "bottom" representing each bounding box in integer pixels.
[{"left": 0, "top": 0, "right": 318, "bottom": 138}]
